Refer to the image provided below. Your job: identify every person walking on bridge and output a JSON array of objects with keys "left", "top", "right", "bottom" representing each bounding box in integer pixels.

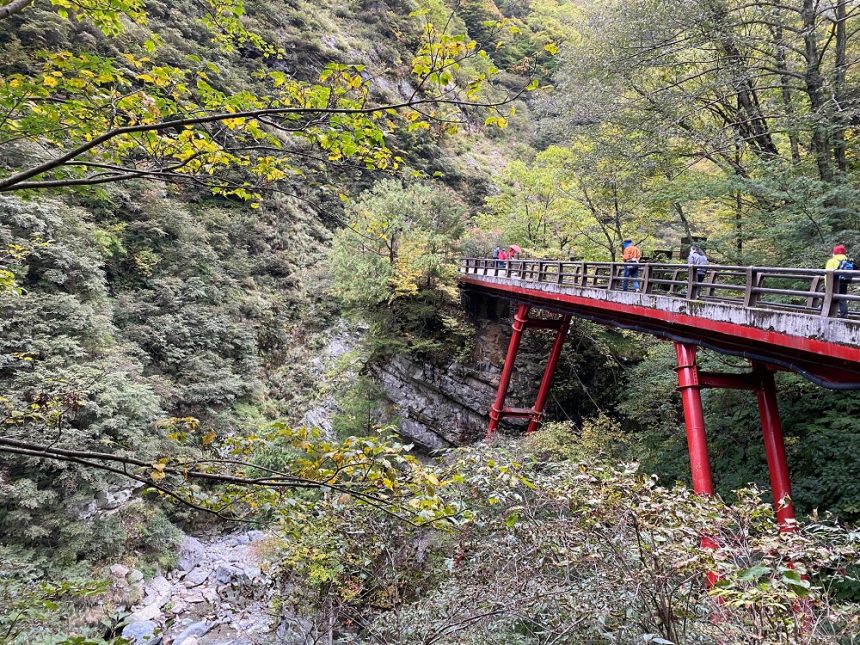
[
  {"left": 688, "top": 244, "right": 708, "bottom": 299},
  {"left": 826, "top": 244, "right": 853, "bottom": 318},
  {"left": 507, "top": 244, "right": 521, "bottom": 277},
  {"left": 621, "top": 239, "right": 641, "bottom": 292}
]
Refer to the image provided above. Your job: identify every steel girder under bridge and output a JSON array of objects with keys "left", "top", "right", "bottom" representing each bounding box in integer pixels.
[{"left": 459, "top": 258, "right": 860, "bottom": 532}]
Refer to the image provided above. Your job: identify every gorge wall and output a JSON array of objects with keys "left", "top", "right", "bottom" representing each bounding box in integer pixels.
[{"left": 373, "top": 306, "right": 622, "bottom": 451}]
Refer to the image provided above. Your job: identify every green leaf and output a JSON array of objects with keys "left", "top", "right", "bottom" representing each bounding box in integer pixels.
[{"left": 737, "top": 565, "right": 771, "bottom": 582}]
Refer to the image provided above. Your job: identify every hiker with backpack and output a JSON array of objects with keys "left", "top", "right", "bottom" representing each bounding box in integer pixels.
[{"left": 826, "top": 244, "right": 854, "bottom": 318}]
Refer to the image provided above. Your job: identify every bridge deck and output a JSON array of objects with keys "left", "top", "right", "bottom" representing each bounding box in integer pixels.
[{"left": 459, "top": 259, "right": 860, "bottom": 389}]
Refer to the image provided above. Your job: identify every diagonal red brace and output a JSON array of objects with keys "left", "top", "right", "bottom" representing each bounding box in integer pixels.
[{"left": 528, "top": 315, "right": 571, "bottom": 433}]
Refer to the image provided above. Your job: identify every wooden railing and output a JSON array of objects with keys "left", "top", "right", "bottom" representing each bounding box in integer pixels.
[{"left": 459, "top": 258, "right": 860, "bottom": 319}]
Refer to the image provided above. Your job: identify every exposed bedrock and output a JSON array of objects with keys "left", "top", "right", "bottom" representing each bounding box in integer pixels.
[{"left": 374, "top": 314, "right": 618, "bottom": 451}]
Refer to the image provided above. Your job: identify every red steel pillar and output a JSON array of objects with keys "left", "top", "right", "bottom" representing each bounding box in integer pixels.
[
  {"left": 488, "top": 304, "right": 530, "bottom": 436},
  {"left": 754, "top": 365, "right": 797, "bottom": 532},
  {"left": 674, "top": 342, "right": 720, "bottom": 588},
  {"left": 674, "top": 342, "right": 715, "bottom": 496},
  {"left": 527, "top": 315, "right": 572, "bottom": 433}
]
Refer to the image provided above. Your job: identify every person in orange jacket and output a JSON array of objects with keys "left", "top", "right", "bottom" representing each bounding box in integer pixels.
[{"left": 621, "top": 239, "right": 641, "bottom": 292}]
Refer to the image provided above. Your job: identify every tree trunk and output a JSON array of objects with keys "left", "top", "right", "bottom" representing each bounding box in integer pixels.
[
  {"left": 735, "top": 190, "right": 743, "bottom": 259},
  {"left": 801, "top": 0, "right": 833, "bottom": 182},
  {"left": 673, "top": 202, "right": 693, "bottom": 242},
  {"left": 0, "top": 0, "right": 35, "bottom": 21},
  {"left": 833, "top": 0, "right": 848, "bottom": 174},
  {"left": 707, "top": 0, "right": 778, "bottom": 158},
  {"left": 769, "top": 6, "right": 801, "bottom": 163}
]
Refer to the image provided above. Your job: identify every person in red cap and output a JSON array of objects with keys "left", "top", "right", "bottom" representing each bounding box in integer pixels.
[{"left": 825, "top": 244, "right": 851, "bottom": 317}]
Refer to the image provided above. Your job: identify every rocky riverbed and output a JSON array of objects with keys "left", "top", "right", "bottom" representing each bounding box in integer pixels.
[{"left": 113, "top": 531, "right": 274, "bottom": 644}]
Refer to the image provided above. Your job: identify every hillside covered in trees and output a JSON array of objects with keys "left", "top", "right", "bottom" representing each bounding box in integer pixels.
[{"left": 1, "top": 0, "right": 860, "bottom": 643}]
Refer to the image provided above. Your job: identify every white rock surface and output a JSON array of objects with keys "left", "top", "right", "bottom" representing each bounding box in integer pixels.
[
  {"left": 126, "top": 531, "right": 272, "bottom": 644},
  {"left": 121, "top": 619, "right": 157, "bottom": 644},
  {"left": 183, "top": 566, "right": 209, "bottom": 587},
  {"left": 110, "top": 564, "right": 130, "bottom": 579},
  {"left": 129, "top": 602, "right": 162, "bottom": 623}
]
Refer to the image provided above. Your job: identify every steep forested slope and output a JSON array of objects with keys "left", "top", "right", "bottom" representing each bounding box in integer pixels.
[
  {"left": 2, "top": 0, "right": 860, "bottom": 643},
  {"left": 0, "top": 0, "right": 551, "bottom": 638}
]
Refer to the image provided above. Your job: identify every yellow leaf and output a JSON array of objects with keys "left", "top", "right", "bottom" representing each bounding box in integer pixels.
[{"left": 151, "top": 462, "right": 166, "bottom": 482}]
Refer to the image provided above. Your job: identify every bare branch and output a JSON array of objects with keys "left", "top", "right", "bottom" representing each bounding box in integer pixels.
[{"left": 0, "top": 0, "right": 35, "bottom": 21}]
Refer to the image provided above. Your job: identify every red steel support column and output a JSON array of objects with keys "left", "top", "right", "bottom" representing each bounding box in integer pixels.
[
  {"left": 487, "top": 304, "right": 530, "bottom": 437},
  {"left": 754, "top": 366, "right": 797, "bottom": 531},
  {"left": 674, "top": 342, "right": 719, "bottom": 588},
  {"left": 674, "top": 343, "right": 715, "bottom": 496},
  {"left": 527, "top": 315, "right": 572, "bottom": 433}
]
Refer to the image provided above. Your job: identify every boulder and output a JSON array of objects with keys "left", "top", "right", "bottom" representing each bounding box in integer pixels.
[
  {"left": 183, "top": 590, "right": 206, "bottom": 604},
  {"left": 172, "top": 620, "right": 211, "bottom": 644},
  {"left": 110, "top": 564, "right": 130, "bottom": 579},
  {"left": 121, "top": 620, "right": 157, "bottom": 644},
  {"left": 178, "top": 536, "right": 206, "bottom": 572},
  {"left": 128, "top": 569, "right": 144, "bottom": 583},
  {"left": 202, "top": 587, "right": 218, "bottom": 604},
  {"left": 182, "top": 566, "right": 209, "bottom": 587},
  {"left": 143, "top": 575, "right": 172, "bottom": 607},
  {"left": 128, "top": 602, "right": 162, "bottom": 623},
  {"left": 215, "top": 564, "right": 242, "bottom": 584}
]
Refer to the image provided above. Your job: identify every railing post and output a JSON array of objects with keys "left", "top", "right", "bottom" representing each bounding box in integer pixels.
[
  {"left": 807, "top": 275, "right": 822, "bottom": 310},
  {"left": 821, "top": 271, "right": 835, "bottom": 317},
  {"left": 607, "top": 264, "right": 616, "bottom": 291},
  {"left": 705, "top": 270, "right": 716, "bottom": 298},
  {"left": 557, "top": 261, "right": 564, "bottom": 286},
  {"left": 686, "top": 265, "right": 695, "bottom": 300},
  {"left": 641, "top": 263, "right": 651, "bottom": 294},
  {"left": 743, "top": 267, "right": 758, "bottom": 308},
  {"left": 581, "top": 263, "right": 589, "bottom": 287}
]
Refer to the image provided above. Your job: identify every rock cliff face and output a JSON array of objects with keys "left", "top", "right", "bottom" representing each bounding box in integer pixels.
[
  {"left": 295, "top": 301, "right": 620, "bottom": 453},
  {"left": 373, "top": 317, "right": 582, "bottom": 450},
  {"left": 373, "top": 354, "right": 499, "bottom": 450}
]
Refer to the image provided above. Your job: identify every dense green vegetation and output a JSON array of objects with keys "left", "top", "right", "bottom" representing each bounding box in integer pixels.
[{"left": 1, "top": 0, "right": 860, "bottom": 643}]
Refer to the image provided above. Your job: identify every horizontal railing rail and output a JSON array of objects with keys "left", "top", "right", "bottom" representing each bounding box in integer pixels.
[{"left": 459, "top": 258, "right": 860, "bottom": 319}]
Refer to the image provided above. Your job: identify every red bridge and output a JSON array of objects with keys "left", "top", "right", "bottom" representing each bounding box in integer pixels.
[{"left": 458, "top": 257, "right": 860, "bottom": 531}]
